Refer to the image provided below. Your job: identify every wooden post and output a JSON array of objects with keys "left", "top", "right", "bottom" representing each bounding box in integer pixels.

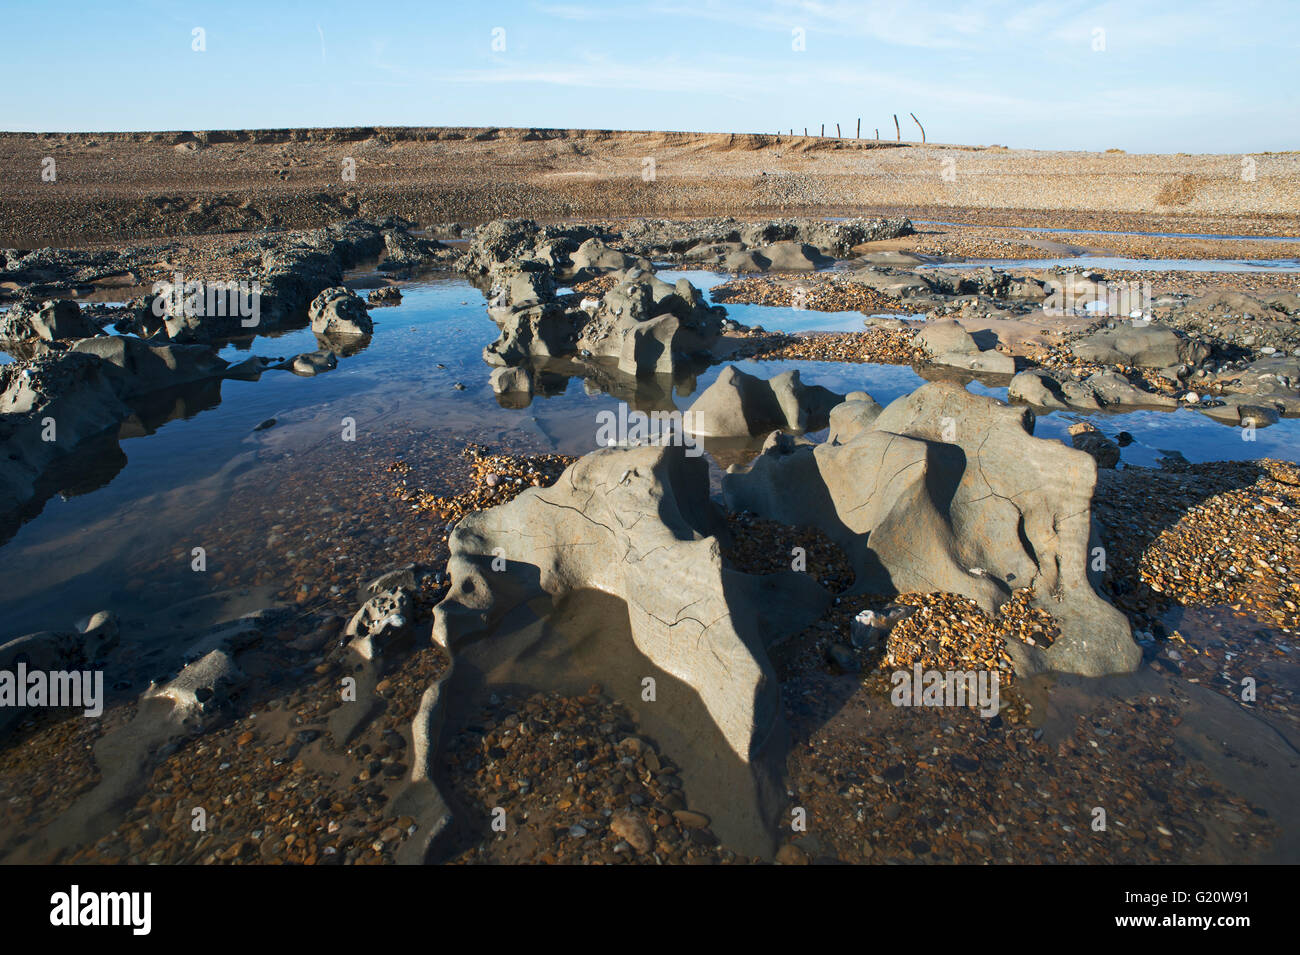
[
  {"left": 836, "top": 123, "right": 841, "bottom": 138},
  {"left": 910, "top": 112, "right": 926, "bottom": 144},
  {"left": 820, "top": 123, "right": 824, "bottom": 137},
  {"left": 856, "top": 118, "right": 860, "bottom": 138},
  {"left": 804, "top": 127, "right": 808, "bottom": 136},
  {"left": 875, "top": 128, "right": 879, "bottom": 140},
  {"left": 893, "top": 114, "right": 900, "bottom": 141}
]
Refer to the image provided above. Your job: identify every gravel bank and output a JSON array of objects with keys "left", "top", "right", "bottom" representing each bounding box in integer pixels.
[{"left": 3, "top": 127, "right": 1298, "bottom": 246}]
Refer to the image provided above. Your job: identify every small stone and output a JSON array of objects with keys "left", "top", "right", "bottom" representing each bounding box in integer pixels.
[
  {"left": 610, "top": 812, "right": 653, "bottom": 853},
  {"left": 672, "top": 810, "right": 711, "bottom": 829},
  {"left": 826, "top": 643, "right": 860, "bottom": 673},
  {"left": 775, "top": 843, "right": 810, "bottom": 865},
  {"left": 850, "top": 611, "right": 881, "bottom": 649}
]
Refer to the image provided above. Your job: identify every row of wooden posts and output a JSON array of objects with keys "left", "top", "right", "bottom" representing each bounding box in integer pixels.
[{"left": 785, "top": 114, "right": 925, "bottom": 143}]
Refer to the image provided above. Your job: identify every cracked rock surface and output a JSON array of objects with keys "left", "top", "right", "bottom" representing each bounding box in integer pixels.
[{"left": 426, "top": 442, "right": 829, "bottom": 856}]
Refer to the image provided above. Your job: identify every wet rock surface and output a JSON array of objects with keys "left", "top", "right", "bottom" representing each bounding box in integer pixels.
[
  {"left": 309, "top": 286, "right": 374, "bottom": 337},
  {"left": 0, "top": 299, "right": 99, "bottom": 343},
  {"left": 687, "top": 365, "right": 842, "bottom": 438},
  {"left": 726, "top": 380, "right": 1138, "bottom": 677}
]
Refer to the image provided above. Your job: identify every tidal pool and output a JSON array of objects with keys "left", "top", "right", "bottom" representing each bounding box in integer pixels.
[{"left": 1, "top": 271, "right": 1297, "bottom": 644}]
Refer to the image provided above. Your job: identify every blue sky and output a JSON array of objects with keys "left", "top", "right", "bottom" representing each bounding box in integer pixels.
[{"left": 5, "top": 0, "right": 1297, "bottom": 153}]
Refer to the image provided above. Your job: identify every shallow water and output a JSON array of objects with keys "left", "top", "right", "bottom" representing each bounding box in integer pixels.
[
  {"left": 915, "top": 220, "right": 1300, "bottom": 245},
  {"left": 1, "top": 271, "right": 1298, "bottom": 643},
  {"left": 922, "top": 256, "right": 1300, "bottom": 273}
]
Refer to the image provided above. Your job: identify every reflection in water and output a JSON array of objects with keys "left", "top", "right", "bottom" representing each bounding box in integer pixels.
[
  {"left": 491, "top": 355, "right": 703, "bottom": 413},
  {"left": 1, "top": 274, "right": 1298, "bottom": 642},
  {"left": 0, "top": 376, "right": 226, "bottom": 547},
  {"left": 315, "top": 331, "right": 372, "bottom": 358}
]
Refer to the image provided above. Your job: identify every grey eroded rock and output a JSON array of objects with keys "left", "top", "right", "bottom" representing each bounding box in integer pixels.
[
  {"left": 379, "top": 230, "right": 455, "bottom": 272},
  {"left": 345, "top": 588, "right": 415, "bottom": 661},
  {"left": 487, "top": 267, "right": 557, "bottom": 316},
  {"left": 722, "top": 242, "right": 832, "bottom": 273},
  {"left": 279, "top": 350, "right": 338, "bottom": 376},
  {"left": 1216, "top": 355, "right": 1300, "bottom": 415},
  {"left": 686, "top": 366, "right": 843, "bottom": 437},
  {"left": 0, "top": 611, "right": 120, "bottom": 739},
  {"left": 1068, "top": 421, "right": 1120, "bottom": 468},
  {"left": 429, "top": 443, "right": 830, "bottom": 856},
  {"left": 1198, "top": 397, "right": 1281, "bottom": 428},
  {"left": 615, "top": 215, "right": 913, "bottom": 259},
  {"left": 1071, "top": 323, "right": 1210, "bottom": 369},
  {"left": 1008, "top": 369, "right": 1100, "bottom": 411},
  {"left": 754, "top": 241, "right": 833, "bottom": 271},
  {"left": 1084, "top": 370, "right": 1180, "bottom": 409},
  {"left": 482, "top": 299, "right": 577, "bottom": 368},
  {"left": 309, "top": 286, "right": 374, "bottom": 336},
  {"left": 78, "top": 611, "right": 121, "bottom": 662},
  {"left": 683, "top": 241, "right": 745, "bottom": 265},
  {"left": 358, "top": 564, "right": 433, "bottom": 604},
  {"left": 0, "top": 353, "right": 132, "bottom": 521},
  {"left": 560, "top": 238, "right": 651, "bottom": 282},
  {"left": 143, "top": 219, "right": 390, "bottom": 341},
  {"left": 70, "top": 336, "right": 229, "bottom": 397},
  {"left": 1009, "top": 367, "right": 1177, "bottom": 412},
  {"left": 577, "top": 271, "right": 725, "bottom": 376},
  {"left": 924, "top": 267, "right": 1012, "bottom": 298},
  {"left": 916, "top": 319, "right": 1015, "bottom": 375},
  {"left": 456, "top": 218, "right": 545, "bottom": 275},
  {"left": 843, "top": 267, "right": 934, "bottom": 298},
  {"left": 140, "top": 650, "right": 245, "bottom": 727},
  {"left": 0, "top": 299, "right": 98, "bottom": 343},
  {"left": 826, "top": 392, "right": 885, "bottom": 444},
  {"left": 367, "top": 286, "right": 402, "bottom": 307},
  {"left": 724, "top": 381, "right": 1138, "bottom": 677},
  {"left": 457, "top": 218, "right": 604, "bottom": 279}
]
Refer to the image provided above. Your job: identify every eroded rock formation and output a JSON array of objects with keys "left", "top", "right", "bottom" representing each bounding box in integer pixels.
[
  {"left": 686, "top": 365, "right": 842, "bottom": 437},
  {"left": 425, "top": 443, "right": 829, "bottom": 856},
  {"left": 725, "top": 381, "right": 1138, "bottom": 677}
]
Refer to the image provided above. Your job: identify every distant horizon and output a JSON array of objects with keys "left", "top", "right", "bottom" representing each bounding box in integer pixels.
[
  {"left": 3, "top": 125, "right": 1296, "bottom": 158},
  {"left": 5, "top": 0, "right": 1298, "bottom": 154}
]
